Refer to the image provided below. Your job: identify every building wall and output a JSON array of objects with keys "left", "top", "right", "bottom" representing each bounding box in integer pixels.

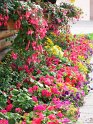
[
  {"left": 90, "top": 0, "right": 93, "bottom": 20},
  {"left": 74, "top": 0, "right": 90, "bottom": 20}
]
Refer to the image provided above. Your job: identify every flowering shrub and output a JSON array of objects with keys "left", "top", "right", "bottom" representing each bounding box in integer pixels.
[{"left": 0, "top": 0, "right": 92, "bottom": 124}]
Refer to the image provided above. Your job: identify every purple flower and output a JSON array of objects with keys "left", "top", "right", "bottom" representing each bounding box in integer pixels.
[{"left": 62, "top": 118, "right": 70, "bottom": 123}]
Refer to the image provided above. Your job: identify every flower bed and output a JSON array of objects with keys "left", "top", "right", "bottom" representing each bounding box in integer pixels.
[
  {"left": 0, "top": 0, "right": 93, "bottom": 124},
  {"left": 0, "top": 33, "right": 93, "bottom": 124}
]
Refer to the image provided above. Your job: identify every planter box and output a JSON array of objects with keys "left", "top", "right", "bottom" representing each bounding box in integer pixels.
[
  {"left": 0, "top": 30, "right": 17, "bottom": 60},
  {"left": 0, "top": 30, "right": 17, "bottom": 40}
]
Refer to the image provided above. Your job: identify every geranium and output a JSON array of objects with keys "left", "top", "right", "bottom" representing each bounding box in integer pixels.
[
  {"left": 48, "top": 114, "right": 56, "bottom": 120},
  {"left": 0, "top": 109, "right": 7, "bottom": 114},
  {"left": 6, "top": 104, "right": 13, "bottom": 112},
  {"left": 0, "top": 119, "right": 8, "bottom": 124},
  {"left": 34, "top": 105, "right": 46, "bottom": 111},
  {"left": 42, "top": 89, "right": 52, "bottom": 97},
  {"left": 32, "top": 117, "right": 42, "bottom": 124},
  {"left": 15, "top": 108, "right": 22, "bottom": 113},
  {"left": 32, "top": 96, "right": 38, "bottom": 102},
  {"left": 57, "top": 112, "right": 63, "bottom": 118}
]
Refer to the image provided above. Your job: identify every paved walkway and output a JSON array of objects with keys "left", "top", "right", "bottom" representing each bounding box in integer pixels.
[
  {"left": 71, "top": 21, "right": 93, "bottom": 124},
  {"left": 76, "top": 58, "right": 93, "bottom": 124}
]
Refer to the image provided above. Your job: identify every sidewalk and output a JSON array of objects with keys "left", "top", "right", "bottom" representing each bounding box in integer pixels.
[
  {"left": 76, "top": 57, "right": 93, "bottom": 124},
  {"left": 71, "top": 21, "right": 93, "bottom": 124}
]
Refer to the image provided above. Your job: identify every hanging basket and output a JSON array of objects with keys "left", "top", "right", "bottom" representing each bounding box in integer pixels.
[{"left": 7, "top": 18, "right": 15, "bottom": 30}]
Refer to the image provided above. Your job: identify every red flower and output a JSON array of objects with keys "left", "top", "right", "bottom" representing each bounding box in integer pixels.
[
  {"left": 6, "top": 104, "right": 13, "bottom": 112},
  {"left": 51, "top": 87, "right": 60, "bottom": 95},
  {"left": 65, "top": 77, "right": 71, "bottom": 82}
]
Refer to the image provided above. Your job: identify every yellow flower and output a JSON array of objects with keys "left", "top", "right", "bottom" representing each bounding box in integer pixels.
[
  {"left": 57, "top": 82, "right": 64, "bottom": 88},
  {"left": 70, "top": 0, "right": 75, "bottom": 3},
  {"left": 78, "top": 55, "right": 85, "bottom": 61},
  {"left": 46, "top": 37, "right": 54, "bottom": 46},
  {"left": 77, "top": 62, "right": 88, "bottom": 74},
  {"left": 67, "top": 83, "right": 78, "bottom": 93},
  {"left": 89, "top": 43, "right": 93, "bottom": 49},
  {"left": 86, "top": 58, "right": 91, "bottom": 64},
  {"left": 67, "top": 104, "right": 78, "bottom": 115}
]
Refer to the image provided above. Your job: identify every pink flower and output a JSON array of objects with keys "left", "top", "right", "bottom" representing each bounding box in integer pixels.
[
  {"left": 28, "top": 87, "right": 33, "bottom": 94},
  {"left": 31, "top": 41, "right": 37, "bottom": 50},
  {"left": 40, "top": 77, "right": 52, "bottom": 86},
  {"left": 37, "top": 70, "right": 41, "bottom": 74},
  {"left": 32, "top": 117, "right": 42, "bottom": 124},
  {"left": 25, "top": 11, "right": 32, "bottom": 19},
  {"left": 23, "top": 65, "right": 30, "bottom": 73},
  {"left": 37, "top": 45, "right": 43, "bottom": 53},
  {"left": 51, "top": 87, "right": 60, "bottom": 95},
  {"left": 15, "top": 108, "right": 22, "bottom": 113},
  {"left": 32, "top": 85, "right": 38, "bottom": 91},
  {"left": 25, "top": 40, "right": 31, "bottom": 51},
  {"left": 57, "top": 112, "right": 63, "bottom": 118},
  {"left": 31, "top": 53, "right": 40, "bottom": 63},
  {"left": 36, "top": 112, "right": 44, "bottom": 119},
  {"left": 27, "top": 29, "right": 33, "bottom": 35},
  {"left": 32, "top": 96, "right": 38, "bottom": 102},
  {"left": 47, "top": 106, "right": 54, "bottom": 111},
  {"left": 0, "top": 119, "right": 8, "bottom": 124},
  {"left": 0, "top": 109, "right": 7, "bottom": 114},
  {"left": 34, "top": 105, "right": 46, "bottom": 111},
  {"left": 6, "top": 104, "right": 13, "bottom": 112},
  {"left": 41, "top": 90, "right": 52, "bottom": 97},
  {"left": 28, "top": 18, "right": 39, "bottom": 26},
  {"left": 62, "top": 118, "right": 70, "bottom": 123},
  {"left": 21, "top": 121, "right": 26, "bottom": 124},
  {"left": 57, "top": 18, "right": 61, "bottom": 23},
  {"left": 47, "top": 122, "right": 56, "bottom": 124},
  {"left": 48, "top": 114, "right": 56, "bottom": 120},
  {"left": 7, "top": 99, "right": 11, "bottom": 104},
  {"left": 26, "top": 57, "right": 32, "bottom": 65},
  {"left": 11, "top": 52, "right": 18, "bottom": 60},
  {"left": 14, "top": 20, "right": 21, "bottom": 29}
]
